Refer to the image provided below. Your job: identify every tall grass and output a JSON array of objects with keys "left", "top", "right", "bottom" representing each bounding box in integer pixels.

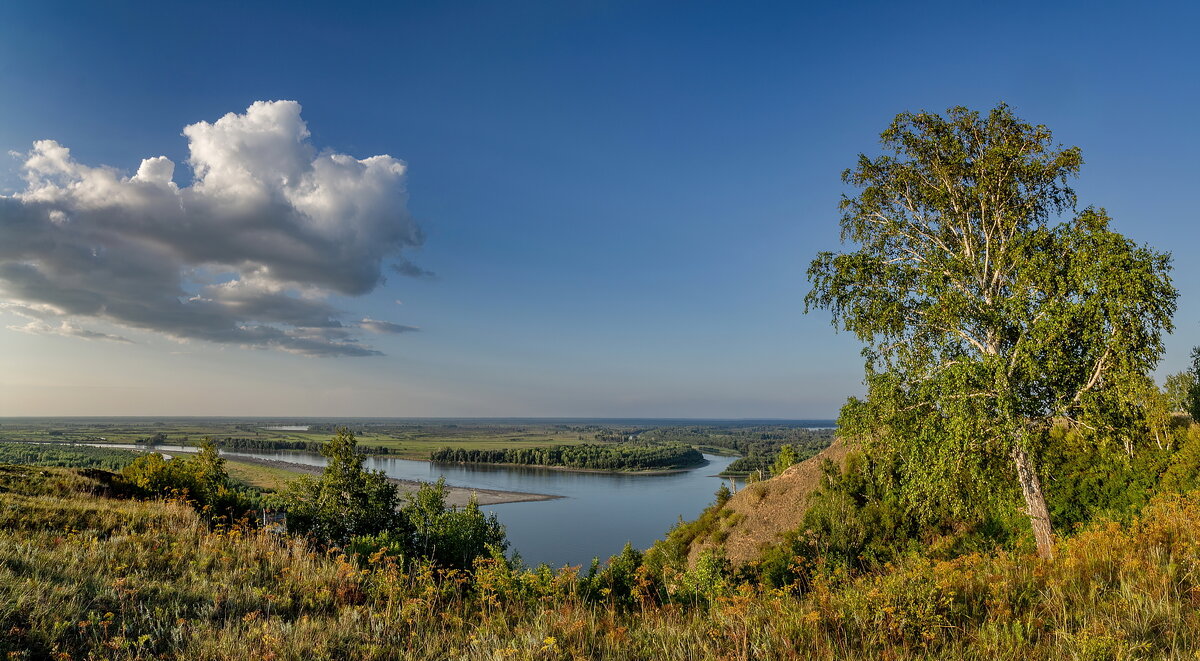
[{"left": 3, "top": 465, "right": 1200, "bottom": 659}]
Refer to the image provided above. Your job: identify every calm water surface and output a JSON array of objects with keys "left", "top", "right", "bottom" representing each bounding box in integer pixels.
[
  {"left": 235, "top": 449, "right": 738, "bottom": 567},
  {"left": 109, "top": 445, "right": 738, "bottom": 567}
]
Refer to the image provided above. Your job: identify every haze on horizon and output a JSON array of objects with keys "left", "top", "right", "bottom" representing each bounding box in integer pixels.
[{"left": 0, "top": 1, "right": 1197, "bottom": 418}]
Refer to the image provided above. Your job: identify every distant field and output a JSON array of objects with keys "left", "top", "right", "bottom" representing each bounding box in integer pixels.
[
  {"left": 0, "top": 418, "right": 604, "bottom": 461},
  {"left": 353, "top": 428, "right": 587, "bottom": 459},
  {"left": 0, "top": 418, "right": 837, "bottom": 468}
]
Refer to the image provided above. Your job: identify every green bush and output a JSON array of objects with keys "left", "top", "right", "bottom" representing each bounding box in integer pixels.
[
  {"left": 277, "top": 428, "right": 405, "bottom": 547},
  {"left": 281, "top": 428, "right": 507, "bottom": 570},
  {"left": 400, "top": 479, "right": 507, "bottom": 570},
  {"left": 121, "top": 441, "right": 252, "bottom": 518}
]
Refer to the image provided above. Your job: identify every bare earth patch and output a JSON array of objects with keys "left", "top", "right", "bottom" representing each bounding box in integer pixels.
[{"left": 689, "top": 438, "right": 851, "bottom": 566}]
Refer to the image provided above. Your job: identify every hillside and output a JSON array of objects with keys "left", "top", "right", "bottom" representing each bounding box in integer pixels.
[
  {"left": 686, "top": 438, "right": 851, "bottom": 566},
  {"left": 7, "top": 462, "right": 1200, "bottom": 658}
]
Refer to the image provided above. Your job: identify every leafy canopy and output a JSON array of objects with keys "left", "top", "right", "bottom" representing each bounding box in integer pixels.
[
  {"left": 122, "top": 440, "right": 250, "bottom": 516},
  {"left": 279, "top": 427, "right": 404, "bottom": 547},
  {"left": 280, "top": 427, "right": 506, "bottom": 569},
  {"left": 807, "top": 104, "right": 1176, "bottom": 523}
]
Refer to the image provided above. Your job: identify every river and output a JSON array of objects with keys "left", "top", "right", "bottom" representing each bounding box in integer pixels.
[
  {"left": 237, "top": 449, "right": 739, "bottom": 568},
  {"left": 87, "top": 444, "right": 739, "bottom": 567}
]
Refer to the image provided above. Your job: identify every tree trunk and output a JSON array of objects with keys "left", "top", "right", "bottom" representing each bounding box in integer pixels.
[{"left": 1011, "top": 444, "right": 1054, "bottom": 559}]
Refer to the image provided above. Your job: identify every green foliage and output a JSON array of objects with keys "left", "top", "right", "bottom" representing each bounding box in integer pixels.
[
  {"left": 200, "top": 436, "right": 394, "bottom": 454},
  {"left": 806, "top": 104, "right": 1176, "bottom": 549},
  {"left": 1157, "top": 425, "right": 1200, "bottom": 494},
  {"left": 398, "top": 478, "right": 507, "bottom": 570},
  {"left": 578, "top": 542, "right": 649, "bottom": 609},
  {"left": 277, "top": 427, "right": 404, "bottom": 548},
  {"left": 0, "top": 442, "right": 141, "bottom": 471},
  {"left": 1188, "top": 347, "right": 1200, "bottom": 421},
  {"left": 140, "top": 432, "right": 168, "bottom": 445},
  {"left": 281, "top": 428, "right": 507, "bottom": 569},
  {"left": 121, "top": 441, "right": 251, "bottom": 517},
  {"left": 770, "top": 444, "right": 799, "bottom": 476},
  {"left": 1037, "top": 425, "right": 1171, "bottom": 530},
  {"left": 430, "top": 442, "right": 704, "bottom": 471},
  {"left": 1164, "top": 370, "right": 1194, "bottom": 413},
  {"left": 673, "top": 550, "right": 732, "bottom": 605},
  {"left": 714, "top": 482, "right": 732, "bottom": 506}
]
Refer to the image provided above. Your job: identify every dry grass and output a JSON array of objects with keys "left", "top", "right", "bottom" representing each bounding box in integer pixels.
[
  {"left": 4, "top": 465, "right": 1200, "bottom": 659},
  {"left": 222, "top": 459, "right": 306, "bottom": 491},
  {"left": 688, "top": 439, "right": 851, "bottom": 566}
]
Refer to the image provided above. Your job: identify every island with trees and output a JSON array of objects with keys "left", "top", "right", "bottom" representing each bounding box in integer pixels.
[{"left": 429, "top": 442, "right": 705, "bottom": 472}]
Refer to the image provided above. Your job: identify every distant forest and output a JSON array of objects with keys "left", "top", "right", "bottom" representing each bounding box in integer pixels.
[
  {"left": 430, "top": 443, "right": 704, "bottom": 471},
  {"left": 636, "top": 425, "right": 836, "bottom": 476},
  {"left": 0, "top": 442, "right": 142, "bottom": 471},
  {"left": 190, "top": 437, "right": 395, "bottom": 455}
]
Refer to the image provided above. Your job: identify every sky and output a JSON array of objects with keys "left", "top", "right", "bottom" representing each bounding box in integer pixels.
[{"left": 0, "top": 0, "right": 1197, "bottom": 418}]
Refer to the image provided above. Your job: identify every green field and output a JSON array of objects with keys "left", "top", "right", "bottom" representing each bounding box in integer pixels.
[
  {"left": 0, "top": 418, "right": 834, "bottom": 473},
  {"left": 0, "top": 418, "right": 603, "bottom": 460},
  {"left": 0, "top": 440, "right": 309, "bottom": 493},
  {"left": 222, "top": 459, "right": 308, "bottom": 491}
]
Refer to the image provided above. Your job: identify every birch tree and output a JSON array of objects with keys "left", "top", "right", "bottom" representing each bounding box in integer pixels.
[{"left": 806, "top": 105, "right": 1175, "bottom": 558}]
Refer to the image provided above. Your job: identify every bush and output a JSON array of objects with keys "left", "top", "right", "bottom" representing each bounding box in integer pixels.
[
  {"left": 401, "top": 479, "right": 507, "bottom": 570},
  {"left": 281, "top": 428, "right": 507, "bottom": 570},
  {"left": 278, "top": 428, "right": 405, "bottom": 547},
  {"left": 121, "top": 441, "right": 251, "bottom": 517}
]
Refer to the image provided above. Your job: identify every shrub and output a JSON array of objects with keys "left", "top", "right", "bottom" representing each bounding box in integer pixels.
[
  {"left": 121, "top": 441, "right": 251, "bottom": 517},
  {"left": 281, "top": 428, "right": 507, "bottom": 570},
  {"left": 401, "top": 479, "right": 507, "bottom": 570},
  {"left": 278, "top": 428, "right": 405, "bottom": 547}
]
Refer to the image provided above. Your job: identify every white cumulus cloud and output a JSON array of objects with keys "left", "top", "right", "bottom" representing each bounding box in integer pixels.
[{"left": 0, "top": 100, "right": 426, "bottom": 356}]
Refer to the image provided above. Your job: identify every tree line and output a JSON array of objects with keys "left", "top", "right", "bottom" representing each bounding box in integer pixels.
[
  {"left": 0, "top": 442, "right": 142, "bottom": 472},
  {"left": 191, "top": 436, "right": 394, "bottom": 454},
  {"left": 633, "top": 425, "right": 835, "bottom": 476},
  {"left": 430, "top": 443, "right": 705, "bottom": 471}
]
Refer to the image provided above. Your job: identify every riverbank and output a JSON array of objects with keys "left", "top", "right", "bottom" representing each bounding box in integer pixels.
[{"left": 217, "top": 452, "right": 561, "bottom": 506}]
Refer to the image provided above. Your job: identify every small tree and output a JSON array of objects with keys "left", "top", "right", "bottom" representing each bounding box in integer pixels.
[
  {"left": 771, "top": 444, "right": 798, "bottom": 477},
  {"left": 1187, "top": 348, "right": 1200, "bottom": 420},
  {"left": 282, "top": 429, "right": 506, "bottom": 567},
  {"left": 401, "top": 478, "right": 507, "bottom": 569},
  {"left": 807, "top": 104, "right": 1176, "bottom": 557},
  {"left": 122, "top": 439, "right": 245, "bottom": 516},
  {"left": 1165, "top": 370, "right": 1195, "bottom": 414},
  {"left": 280, "top": 427, "right": 404, "bottom": 547},
  {"left": 714, "top": 482, "right": 733, "bottom": 506}
]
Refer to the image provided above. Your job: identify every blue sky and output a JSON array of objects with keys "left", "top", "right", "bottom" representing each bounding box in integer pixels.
[{"left": 0, "top": 0, "right": 1196, "bottom": 417}]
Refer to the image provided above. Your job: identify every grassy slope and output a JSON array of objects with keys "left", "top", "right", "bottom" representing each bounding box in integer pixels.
[
  {"left": 677, "top": 439, "right": 851, "bottom": 567},
  {"left": 3, "top": 465, "right": 1200, "bottom": 659},
  {"left": 222, "top": 459, "right": 305, "bottom": 491}
]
